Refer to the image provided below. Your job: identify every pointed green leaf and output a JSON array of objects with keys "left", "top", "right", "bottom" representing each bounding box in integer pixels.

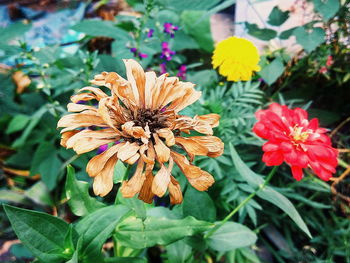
[
  {"left": 293, "top": 27, "right": 325, "bottom": 53},
  {"left": 267, "top": 6, "right": 289, "bottom": 26},
  {"left": 259, "top": 57, "right": 285, "bottom": 85},
  {"left": 313, "top": 0, "right": 340, "bottom": 20},
  {"left": 245, "top": 22, "right": 277, "bottom": 41},
  {"left": 115, "top": 215, "right": 212, "bottom": 249},
  {"left": 65, "top": 165, "right": 105, "bottom": 216},
  {"left": 207, "top": 222, "right": 257, "bottom": 251},
  {"left": 75, "top": 205, "right": 130, "bottom": 263},
  {"left": 3, "top": 204, "right": 71, "bottom": 263},
  {"left": 183, "top": 186, "right": 216, "bottom": 222},
  {"left": 229, "top": 144, "right": 312, "bottom": 238}
]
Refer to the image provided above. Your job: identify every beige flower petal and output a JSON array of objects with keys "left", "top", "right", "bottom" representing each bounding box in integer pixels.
[
  {"left": 168, "top": 176, "right": 183, "bottom": 204},
  {"left": 57, "top": 113, "right": 105, "bottom": 128},
  {"left": 187, "top": 171, "right": 215, "bottom": 191},
  {"left": 124, "top": 59, "right": 145, "bottom": 107},
  {"left": 144, "top": 72, "right": 156, "bottom": 108},
  {"left": 60, "top": 130, "right": 79, "bottom": 147},
  {"left": 151, "top": 74, "right": 167, "bottom": 110},
  {"left": 121, "top": 160, "right": 145, "bottom": 198},
  {"left": 138, "top": 171, "right": 154, "bottom": 203},
  {"left": 125, "top": 153, "right": 140, "bottom": 165},
  {"left": 93, "top": 155, "right": 118, "bottom": 197},
  {"left": 122, "top": 121, "right": 150, "bottom": 140},
  {"left": 86, "top": 143, "right": 124, "bottom": 177},
  {"left": 153, "top": 133, "right": 170, "bottom": 163},
  {"left": 71, "top": 93, "right": 97, "bottom": 103},
  {"left": 78, "top": 86, "right": 108, "bottom": 100},
  {"left": 186, "top": 136, "right": 224, "bottom": 157},
  {"left": 67, "top": 103, "right": 97, "bottom": 113},
  {"left": 157, "top": 128, "right": 175, "bottom": 146},
  {"left": 117, "top": 142, "right": 140, "bottom": 161},
  {"left": 151, "top": 164, "right": 170, "bottom": 197},
  {"left": 74, "top": 138, "right": 116, "bottom": 155},
  {"left": 175, "top": 137, "right": 209, "bottom": 160},
  {"left": 167, "top": 87, "right": 201, "bottom": 113},
  {"left": 65, "top": 129, "right": 117, "bottom": 149},
  {"left": 159, "top": 81, "right": 192, "bottom": 109},
  {"left": 153, "top": 76, "right": 178, "bottom": 109},
  {"left": 195, "top": 114, "right": 220, "bottom": 128},
  {"left": 98, "top": 97, "right": 126, "bottom": 130}
]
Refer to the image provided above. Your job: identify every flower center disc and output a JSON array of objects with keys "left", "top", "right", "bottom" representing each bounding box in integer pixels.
[
  {"left": 134, "top": 108, "right": 168, "bottom": 133},
  {"left": 290, "top": 126, "right": 309, "bottom": 142}
]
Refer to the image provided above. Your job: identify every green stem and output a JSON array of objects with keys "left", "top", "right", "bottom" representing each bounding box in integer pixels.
[{"left": 204, "top": 166, "right": 278, "bottom": 239}]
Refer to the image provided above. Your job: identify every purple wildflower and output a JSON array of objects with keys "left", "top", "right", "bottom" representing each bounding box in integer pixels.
[
  {"left": 130, "top": 47, "right": 137, "bottom": 54},
  {"left": 77, "top": 100, "right": 86, "bottom": 104},
  {"left": 163, "top": 22, "right": 178, "bottom": 38},
  {"left": 97, "top": 144, "right": 108, "bottom": 154},
  {"left": 147, "top": 28, "right": 154, "bottom": 38},
  {"left": 177, "top": 64, "right": 187, "bottom": 80},
  {"left": 160, "top": 63, "right": 167, "bottom": 74},
  {"left": 160, "top": 42, "right": 175, "bottom": 61},
  {"left": 139, "top": 53, "right": 148, "bottom": 58}
]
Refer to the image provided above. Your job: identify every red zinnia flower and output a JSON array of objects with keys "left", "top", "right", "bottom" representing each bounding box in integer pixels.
[{"left": 253, "top": 103, "right": 338, "bottom": 181}]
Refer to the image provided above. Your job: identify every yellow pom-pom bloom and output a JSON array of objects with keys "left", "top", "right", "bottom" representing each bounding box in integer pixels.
[{"left": 212, "top": 36, "right": 261, "bottom": 82}]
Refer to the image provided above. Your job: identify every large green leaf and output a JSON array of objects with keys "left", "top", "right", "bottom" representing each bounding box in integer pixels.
[
  {"left": 25, "top": 181, "right": 53, "bottom": 206},
  {"left": 245, "top": 22, "right": 277, "bottom": 41},
  {"left": 229, "top": 144, "right": 312, "bottom": 238},
  {"left": 65, "top": 165, "right": 105, "bottom": 217},
  {"left": 30, "top": 141, "right": 62, "bottom": 190},
  {"left": 0, "top": 22, "right": 31, "bottom": 43},
  {"left": 3, "top": 205, "right": 72, "bottom": 263},
  {"left": 105, "top": 257, "right": 147, "bottom": 263},
  {"left": 165, "top": 0, "right": 220, "bottom": 10},
  {"left": 75, "top": 205, "right": 130, "bottom": 262},
  {"left": 207, "top": 222, "right": 257, "bottom": 251},
  {"left": 258, "top": 57, "right": 285, "bottom": 85},
  {"left": 267, "top": 6, "right": 289, "bottom": 26},
  {"left": 183, "top": 186, "right": 216, "bottom": 222},
  {"left": 293, "top": 27, "right": 325, "bottom": 53},
  {"left": 6, "top": 114, "right": 30, "bottom": 134},
  {"left": 166, "top": 240, "right": 192, "bottom": 263},
  {"left": 115, "top": 215, "right": 212, "bottom": 249},
  {"left": 72, "top": 20, "right": 132, "bottom": 40},
  {"left": 181, "top": 10, "right": 214, "bottom": 52},
  {"left": 313, "top": 0, "right": 340, "bottom": 20}
]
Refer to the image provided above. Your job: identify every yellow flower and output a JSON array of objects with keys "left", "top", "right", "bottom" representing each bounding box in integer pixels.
[
  {"left": 58, "top": 59, "right": 224, "bottom": 204},
  {"left": 212, "top": 36, "right": 261, "bottom": 82}
]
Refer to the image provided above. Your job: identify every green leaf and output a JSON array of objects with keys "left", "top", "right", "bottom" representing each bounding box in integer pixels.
[
  {"left": 25, "top": 181, "right": 54, "bottom": 206},
  {"left": 6, "top": 115, "right": 30, "bottom": 134},
  {"left": 72, "top": 20, "right": 132, "bottom": 40},
  {"left": 117, "top": 192, "right": 146, "bottom": 220},
  {"left": 183, "top": 186, "right": 216, "bottom": 222},
  {"left": 13, "top": 106, "right": 47, "bottom": 148},
  {"left": 279, "top": 27, "right": 297, "bottom": 40},
  {"left": 30, "top": 142, "right": 62, "bottom": 190},
  {"left": 3, "top": 204, "right": 71, "bottom": 263},
  {"left": 166, "top": 240, "right": 192, "bottom": 263},
  {"left": 181, "top": 10, "right": 214, "bottom": 52},
  {"left": 313, "top": 0, "right": 340, "bottom": 20},
  {"left": 0, "top": 190, "right": 30, "bottom": 205},
  {"left": 293, "top": 27, "right": 325, "bottom": 53},
  {"left": 259, "top": 57, "right": 285, "bottom": 85},
  {"left": 65, "top": 165, "right": 105, "bottom": 217},
  {"left": 245, "top": 22, "right": 277, "bottom": 41},
  {"left": 0, "top": 22, "right": 31, "bottom": 43},
  {"left": 113, "top": 160, "right": 127, "bottom": 184},
  {"left": 256, "top": 187, "right": 312, "bottom": 238},
  {"left": 229, "top": 144, "right": 312, "bottom": 238},
  {"left": 166, "top": 0, "right": 220, "bottom": 10},
  {"left": 105, "top": 257, "right": 147, "bottom": 263},
  {"left": 75, "top": 205, "right": 130, "bottom": 263},
  {"left": 207, "top": 222, "right": 257, "bottom": 251},
  {"left": 267, "top": 6, "right": 289, "bottom": 26},
  {"left": 115, "top": 215, "right": 212, "bottom": 249}
]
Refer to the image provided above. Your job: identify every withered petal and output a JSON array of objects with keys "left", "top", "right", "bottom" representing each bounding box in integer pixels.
[
  {"left": 153, "top": 133, "right": 170, "bottom": 163},
  {"left": 168, "top": 176, "right": 183, "bottom": 204},
  {"left": 93, "top": 155, "right": 118, "bottom": 197},
  {"left": 117, "top": 142, "right": 140, "bottom": 161},
  {"left": 151, "top": 164, "right": 170, "bottom": 197},
  {"left": 121, "top": 160, "right": 145, "bottom": 198}
]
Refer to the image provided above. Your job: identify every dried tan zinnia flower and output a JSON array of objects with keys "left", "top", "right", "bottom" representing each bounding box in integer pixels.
[{"left": 58, "top": 59, "right": 224, "bottom": 204}]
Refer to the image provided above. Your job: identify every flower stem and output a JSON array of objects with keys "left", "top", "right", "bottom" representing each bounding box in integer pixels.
[{"left": 204, "top": 166, "right": 278, "bottom": 239}]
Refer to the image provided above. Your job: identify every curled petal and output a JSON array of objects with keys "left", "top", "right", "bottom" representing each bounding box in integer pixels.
[
  {"left": 57, "top": 113, "right": 105, "bottom": 128},
  {"left": 93, "top": 155, "right": 118, "bottom": 197},
  {"left": 153, "top": 133, "right": 170, "bottom": 163},
  {"left": 121, "top": 160, "right": 145, "bottom": 198},
  {"left": 60, "top": 130, "right": 79, "bottom": 147},
  {"left": 124, "top": 59, "right": 145, "bottom": 107},
  {"left": 168, "top": 176, "right": 183, "bottom": 204},
  {"left": 151, "top": 164, "right": 170, "bottom": 197},
  {"left": 175, "top": 137, "right": 208, "bottom": 161},
  {"left": 71, "top": 93, "right": 96, "bottom": 103},
  {"left": 117, "top": 142, "right": 140, "bottom": 161},
  {"left": 157, "top": 128, "right": 175, "bottom": 146},
  {"left": 87, "top": 143, "right": 124, "bottom": 177},
  {"left": 187, "top": 170, "right": 214, "bottom": 191},
  {"left": 78, "top": 86, "right": 108, "bottom": 100},
  {"left": 67, "top": 103, "right": 97, "bottom": 113},
  {"left": 138, "top": 171, "right": 154, "bottom": 203}
]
